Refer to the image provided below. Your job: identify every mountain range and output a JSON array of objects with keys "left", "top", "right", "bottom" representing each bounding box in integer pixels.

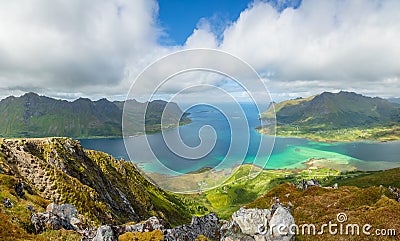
[
  {"left": 0, "top": 92, "right": 189, "bottom": 138},
  {"left": 262, "top": 91, "right": 400, "bottom": 128}
]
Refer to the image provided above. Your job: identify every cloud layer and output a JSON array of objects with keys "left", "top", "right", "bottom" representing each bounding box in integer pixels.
[
  {"left": 218, "top": 0, "right": 400, "bottom": 99},
  {"left": 0, "top": 0, "right": 399, "bottom": 101},
  {"left": 0, "top": 0, "right": 160, "bottom": 99}
]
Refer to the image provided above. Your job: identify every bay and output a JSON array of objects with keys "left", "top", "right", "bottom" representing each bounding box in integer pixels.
[{"left": 80, "top": 103, "right": 400, "bottom": 174}]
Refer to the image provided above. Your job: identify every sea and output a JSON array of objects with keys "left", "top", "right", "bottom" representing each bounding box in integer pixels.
[{"left": 80, "top": 103, "right": 400, "bottom": 175}]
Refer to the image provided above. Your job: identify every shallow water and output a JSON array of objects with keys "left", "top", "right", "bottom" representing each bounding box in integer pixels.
[{"left": 80, "top": 103, "right": 400, "bottom": 174}]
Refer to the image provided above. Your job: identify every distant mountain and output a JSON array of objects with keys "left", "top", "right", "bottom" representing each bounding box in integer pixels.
[
  {"left": 262, "top": 91, "right": 400, "bottom": 128},
  {"left": 0, "top": 92, "right": 189, "bottom": 138},
  {"left": 389, "top": 98, "right": 400, "bottom": 104}
]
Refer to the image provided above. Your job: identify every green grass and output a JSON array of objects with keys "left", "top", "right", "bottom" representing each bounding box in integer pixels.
[
  {"left": 182, "top": 165, "right": 343, "bottom": 219},
  {"left": 326, "top": 168, "right": 400, "bottom": 188},
  {"left": 247, "top": 183, "right": 400, "bottom": 241},
  {"left": 258, "top": 124, "right": 400, "bottom": 142}
]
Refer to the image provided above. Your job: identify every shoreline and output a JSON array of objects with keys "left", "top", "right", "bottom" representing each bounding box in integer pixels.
[{"left": 256, "top": 127, "right": 400, "bottom": 143}]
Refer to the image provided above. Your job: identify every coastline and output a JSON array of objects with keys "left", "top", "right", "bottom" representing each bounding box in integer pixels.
[{"left": 256, "top": 126, "right": 400, "bottom": 143}]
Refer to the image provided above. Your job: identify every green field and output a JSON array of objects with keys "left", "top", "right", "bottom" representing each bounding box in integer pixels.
[{"left": 258, "top": 124, "right": 400, "bottom": 142}]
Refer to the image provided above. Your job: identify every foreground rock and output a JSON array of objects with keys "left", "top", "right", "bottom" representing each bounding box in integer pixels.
[
  {"left": 164, "top": 213, "right": 220, "bottom": 241},
  {"left": 221, "top": 203, "right": 295, "bottom": 241},
  {"left": 91, "top": 213, "right": 219, "bottom": 241},
  {"left": 31, "top": 203, "right": 83, "bottom": 233}
]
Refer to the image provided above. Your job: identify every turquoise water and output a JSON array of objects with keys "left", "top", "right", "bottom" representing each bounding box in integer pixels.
[{"left": 80, "top": 103, "right": 400, "bottom": 174}]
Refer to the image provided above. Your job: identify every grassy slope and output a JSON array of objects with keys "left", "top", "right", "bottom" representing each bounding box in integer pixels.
[
  {"left": 326, "top": 167, "right": 400, "bottom": 188},
  {"left": 259, "top": 91, "right": 400, "bottom": 141},
  {"left": 184, "top": 165, "right": 341, "bottom": 219},
  {"left": 247, "top": 184, "right": 400, "bottom": 240},
  {"left": 0, "top": 174, "right": 82, "bottom": 241},
  {"left": 246, "top": 167, "right": 400, "bottom": 240},
  {"left": 0, "top": 138, "right": 202, "bottom": 228}
]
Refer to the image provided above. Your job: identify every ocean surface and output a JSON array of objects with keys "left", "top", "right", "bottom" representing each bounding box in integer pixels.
[{"left": 80, "top": 103, "right": 400, "bottom": 174}]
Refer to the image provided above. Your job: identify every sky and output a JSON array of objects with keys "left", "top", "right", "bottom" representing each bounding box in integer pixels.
[{"left": 0, "top": 0, "right": 399, "bottom": 103}]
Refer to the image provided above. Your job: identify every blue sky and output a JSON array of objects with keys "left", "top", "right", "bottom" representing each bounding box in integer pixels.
[
  {"left": 157, "top": 0, "right": 252, "bottom": 45},
  {"left": 158, "top": 0, "right": 302, "bottom": 45},
  {"left": 0, "top": 0, "right": 399, "bottom": 101}
]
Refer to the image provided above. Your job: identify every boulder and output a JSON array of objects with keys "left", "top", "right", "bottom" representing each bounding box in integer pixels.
[
  {"left": 30, "top": 203, "right": 81, "bottom": 233},
  {"left": 116, "top": 216, "right": 164, "bottom": 236},
  {"left": 46, "top": 203, "right": 80, "bottom": 230},
  {"left": 231, "top": 208, "right": 270, "bottom": 235},
  {"left": 31, "top": 212, "right": 62, "bottom": 233},
  {"left": 3, "top": 198, "right": 13, "bottom": 208},
  {"left": 15, "top": 181, "right": 25, "bottom": 198},
  {"left": 92, "top": 225, "right": 116, "bottom": 241},
  {"left": 222, "top": 203, "right": 295, "bottom": 241},
  {"left": 268, "top": 206, "right": 295, "bottom": 241},
  {"left": 164, "top": 213, "right": 220, "bottom": 241}
]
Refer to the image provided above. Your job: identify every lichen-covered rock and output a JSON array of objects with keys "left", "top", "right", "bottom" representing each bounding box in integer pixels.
[
  {"left": 116, "top": 216, "right": 164, "bottom": 236},
  {"left": 231, "top": 208, "right": 270, "bottom": 235},
  {"left": 268, "top": 205, "right": 295, "bottom": 241},
  {"left": 164, "top": 213, "right": 220, "bottom": 241},
  {"left": 46, "top": 203, "right": 77, "bottom": 222},
  {"left": 30, "top": 203, "right": 81, "bottom": 233},
  {"left": 31, "top": 212, "right": 62, "bottom": 233},
  {"left": 222, "top": 203, "right": 295, "bottom": 241},
  {"left": 3, "top": 198, "right": 13, "bottom": 208},
  {"left": 92, "top": 225, "right": 116, "bottom": 241}
]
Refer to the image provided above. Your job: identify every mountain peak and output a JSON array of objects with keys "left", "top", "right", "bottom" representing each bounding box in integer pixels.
[
  {"left": 21, "top": 92, "right": 40, "bottom": 98},
  {"left": 262, "top": 91, "right": 399, "bottom": 128}
]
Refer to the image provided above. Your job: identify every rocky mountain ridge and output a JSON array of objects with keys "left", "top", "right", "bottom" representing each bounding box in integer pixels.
[
  {"left": 262, "top": 91, "right": 400, "bottom": 128},
  {"left": 0, "top": 137, "right": 193, "bottom": 227},
  {"left": 0, "top": 92, "right": 189, "bottom": 138}
]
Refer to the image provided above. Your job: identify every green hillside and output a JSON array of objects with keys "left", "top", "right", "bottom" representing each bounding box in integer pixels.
[
  {"left": 0, "top": 138, "right": 198, "bottom": 227},
  {"left": 259, "top": 91, "right": 400, "bottom": 141},
  {"left": 0, "top": 93, "right": 189, "bottom": 138}
]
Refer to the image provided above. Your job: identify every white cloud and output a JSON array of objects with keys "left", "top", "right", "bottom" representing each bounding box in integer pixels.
[
  {"left": 1, "top": 0, "right": 400, "bottom": 102},
  {"left": 217, "top": 0, "right": 400, "bottom": 99},
  {"left": 0, "top": 0, "right": 160, "bottom": 99}
]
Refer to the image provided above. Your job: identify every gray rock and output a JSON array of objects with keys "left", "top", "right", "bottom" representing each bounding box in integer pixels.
[
  {"left": 268, "top": 206, "right": 295, "bottom": 241},
  {"left": 333, "top": 183, "right": 338, "bottom": 189},
  {"left": 296, "top": 179, "right": 321, "bottom": 191},
  {"left": 231, "top": 208, "right": 270, "bottom": 235},
  {"left": 46, "top": 203, "right": 77, "bottom": 222},
  {"left": 388, "top": 186, "right": 400, "bottom": 202},
  {"left": 223, "top": 203, "right": 295, "bottom": 241},
  {"left": 4, "top": 198, "right": 13, "bottom": 208},
  {"left": 92, "top": 225, "right": 116, "bottom": 241},
  {"left": 31, "top": 212, "right": 62, "bottom": 233},
  {"left": 27, "top": 205, "right": 35, "bottom": 212},
  {"left": 164, "top": 213, "right": 220, "bottom": 241},
  {"left": 115, "top": 216, "right": 164, "bottom": 236},
  {"left": 30, "top": 203, "right": 80, "bottom": 233},
  {"left": 15, "top": 181, "right": 25, "bottom": 198}
]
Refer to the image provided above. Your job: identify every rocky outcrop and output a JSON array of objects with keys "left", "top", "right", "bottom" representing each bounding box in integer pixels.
[
  {"left": 164, "top": 213, "right": 220, "bottom": 241},
  {"left": 92, "top": 225, "right": 116, "bottom": 241},
  {"left": 89, "top": 213, "right": 219, "bottom": 241},
  {"left": 389, "top": 186, "right": 400, "bottom": 202},
  {"left": 0, "top": 138, "right": 192, "bottom": 226},
  {"left": 294, "top": 179, "right": 321, "bottom": 191},
  {"left": 31, "top": 203, "right": 81, "bottom": 233},
  {"left": 221, "top": 203, "right": 295, "bottom": 241}
]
